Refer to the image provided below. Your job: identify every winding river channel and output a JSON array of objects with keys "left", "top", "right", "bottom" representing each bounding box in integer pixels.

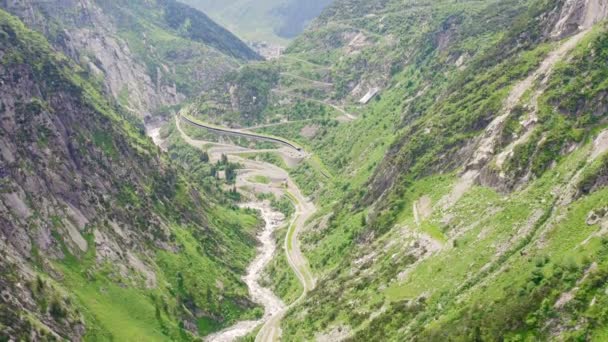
[
  {"left": 205, "top": 202, "right": 286, "bottom": 342},
  {"left": 148, "top": 118, "right": 316, "bottom": 341}
]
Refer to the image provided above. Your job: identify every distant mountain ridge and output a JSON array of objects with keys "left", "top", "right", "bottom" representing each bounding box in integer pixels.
[
  {"left": 180, "top": 0, "right": 333, "bottom": 44},
  {"left": 155, "top": 0, "right": 261, "bottom": 60}
]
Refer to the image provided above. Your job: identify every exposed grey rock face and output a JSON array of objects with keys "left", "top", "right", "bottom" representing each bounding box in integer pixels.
[
  {"left": 0, "top": 6, "right": 269, "bottom": 336},
  {"left": 0, "top": 0, "right": 250, "bottom": 116},
  {"left": 0, "top": 0, "right": 177, "bottom": 114},
  {"left": 0, "top": 13, "right": 214, "bottom": 338},
  {"left": 0, "top": 0, "right": 183, "bottom": 114}
]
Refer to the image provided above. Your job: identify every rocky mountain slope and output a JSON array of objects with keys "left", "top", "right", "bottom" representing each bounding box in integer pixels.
[
  {"left": 275, "top": 0, "right": 608, "bottom": 340},
  {"left": 180, "top": 0, "right": 608, "bottom": 339},
  {"left": 0, "top": 0, "right": 260, "bottom": 116},
  {"left": 0, "top": 9, "right": 263, "bottom": 340}
]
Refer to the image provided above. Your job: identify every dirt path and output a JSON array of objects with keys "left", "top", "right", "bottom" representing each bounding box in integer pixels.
[
  {"left": 255, "top": 187, "right": 316, "bottom": 342},
  {"left": 272, "top": 89, "right": 356, "bottom": 121},
  {"left": 280, "top": 72, "right": 334, "bottom": 87},
  {"left": 176, "top": 117, "right": 317, "bottom": 342}
]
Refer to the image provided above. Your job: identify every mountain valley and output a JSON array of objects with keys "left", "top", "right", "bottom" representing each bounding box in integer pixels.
[{"left": 1, "top": 0, "right": 608, "bottom": 341}]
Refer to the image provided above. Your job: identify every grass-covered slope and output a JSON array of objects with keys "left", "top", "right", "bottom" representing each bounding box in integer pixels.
[
  {"left": 187, "top": 0, "right": 542, "bottom": 129},
  {"left": 272, "top": 0, "right": 608, "bottom": 339},
  {"left": 0, "top": 10, "right": 262, "bottom": 340},
  {"left": 103, "top": 0, "right": 261, "bottom": 62},
  {"left": 181, "top": 0, "right": 608, "bottom": 339},
  {"left": 3, "top": 0, "right": 603, "bottom": 339}
]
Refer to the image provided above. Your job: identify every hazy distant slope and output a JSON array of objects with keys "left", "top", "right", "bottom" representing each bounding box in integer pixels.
[{"left": 180, "top": 0, "right": 333, "bottom": 43}]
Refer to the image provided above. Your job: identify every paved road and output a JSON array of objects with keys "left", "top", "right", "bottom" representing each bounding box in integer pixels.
[
  {"left": 180, "top": 114, "right": 304, "bottom": 152},
  {"left": 272, "top": 89, "right": 356, "bottom": 121}
]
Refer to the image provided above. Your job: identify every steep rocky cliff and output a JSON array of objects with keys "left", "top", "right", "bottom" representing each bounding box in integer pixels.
[
  {"left": 0, "top": 0, "right": 260, "bottom": 116},
  {"left": 0, "top": 10, "right": 260, "bottom": 340}
]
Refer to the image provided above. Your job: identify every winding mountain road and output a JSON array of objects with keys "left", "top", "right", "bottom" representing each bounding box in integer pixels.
[
  {"left": 272, "top": 89, "right": 356, "bottom": 121},
  {"left": 180, "top": 114, "right": 305, "bottom": 152},
  {"left": 245, "top": 119, "right": 314, "bottom": 130},
  {"left": 176, "top": 116, "right": 317, "bottom": 341},
  {"left": 280, "top": 72, "right": 334, "bottom": 88}
]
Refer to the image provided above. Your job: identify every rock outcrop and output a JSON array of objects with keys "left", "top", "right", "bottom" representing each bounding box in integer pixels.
[
  {"left": 550, "top": 0, "right": 608, "bottom": 38},
  {"left": 0, "top": 0, "right": 259, "bottom": 116}
]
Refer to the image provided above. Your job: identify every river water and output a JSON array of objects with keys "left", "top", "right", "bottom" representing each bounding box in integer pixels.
[
  {"left": 147, "top": 121, "right": 289, "bottom": 341},
  {"left": 205, "top": 202, "right": 287, "bottom": 342}
]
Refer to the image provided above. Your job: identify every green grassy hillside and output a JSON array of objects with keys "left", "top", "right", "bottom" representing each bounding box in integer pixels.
[
  {"left": 277, "top": 0, "right": 608, "bottom": 339},
  {"left": 3, "top": 0, "right": 608, "bottom": 339},
  {"left": 181, "top": 0, "right": 608, "bottom": 339}
]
